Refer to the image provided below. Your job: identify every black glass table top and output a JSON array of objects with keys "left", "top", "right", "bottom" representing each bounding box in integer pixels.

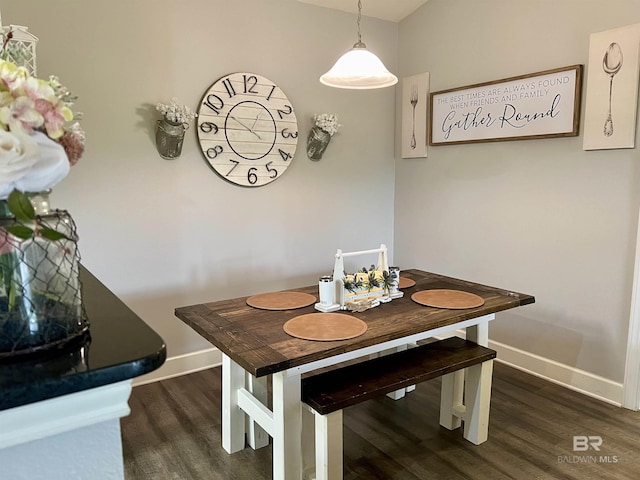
[{"left": 0, "top": 266, "right": 166, "bottom": 411}]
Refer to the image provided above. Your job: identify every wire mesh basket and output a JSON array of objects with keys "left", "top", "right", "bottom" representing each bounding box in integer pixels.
[{"left": 0, "top": 209, "right": 88, "bottom": 359}]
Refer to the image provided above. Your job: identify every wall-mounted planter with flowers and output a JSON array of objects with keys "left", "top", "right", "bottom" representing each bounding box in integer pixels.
[
  {"left": 155, "top": 98, "right": 196, "bottom": 160},
  {"left": 307, "top": 113, "right": 340, "bottom": 161}
]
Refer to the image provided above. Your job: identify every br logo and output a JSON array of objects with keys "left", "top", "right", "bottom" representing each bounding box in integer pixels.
[{"left": 573, "top": 435, "right": 603, "bottom": 452}]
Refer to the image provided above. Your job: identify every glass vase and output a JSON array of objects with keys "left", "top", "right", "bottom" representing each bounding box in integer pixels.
[
  {"left": 156, "top": 118, "right": 187, "bottom": 159},
  {"left": 306, "top": 126, "right": 332, "bottom": 161},
  {"left": 0, "top": 191, "right": 88, "bottom": 359}
]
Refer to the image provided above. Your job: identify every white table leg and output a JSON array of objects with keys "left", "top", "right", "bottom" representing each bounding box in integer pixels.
[
  {"left": 222, "top": 354, "right": 246, "bottom": 453},
  {"left": 466, "top": 322, "right": 489, "bottom": 346},
  {"left": 463, "top": 360, "right": 494, "bottom": 445},
  {"left": 439, "top": 369, "right": 463, "bottom": 430},
  {"left": 246, "top": 373, "right": 269, "bottom": 449},
  {"left": 463, "top": 320, "right": 492, "bottom": 445},
  {"left": 383, "top": 345, "right": 407, "bottom": 400},
  {"left": 272, "top": 371, "right": 302, "bottom": 480},
  {"left": 405, "top": 342, "right": 417, "bottom": 392}
]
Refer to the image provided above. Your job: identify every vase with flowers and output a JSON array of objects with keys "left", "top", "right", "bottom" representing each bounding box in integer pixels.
[
  {"left": 155, "top": 97, "right": 196, "bottom": 159},
  {"left": 0, "top": 58, "right": 87, "bottom": 358},
  {"left": 307, "top": 113, "right": 341, "bottom": 161}
]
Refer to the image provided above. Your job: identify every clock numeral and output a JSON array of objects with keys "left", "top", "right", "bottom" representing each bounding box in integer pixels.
[
  {"left": 277, "top": 104, "right": 292, "bottom": 120},
  {"left": 204, "top": 94, "right": 224, "bottom": 115},
  {"left": 243, "top": 75, "right": 259, "bottom": 94},
  {"left": 199, "top": 122, "right": 219, "bottom": 134},
  {"left": 227, "top": 159, "right": 240, "bottom": 176},
  {"left": 266, "top": 85, "right": 276, "bottom": 101},
  {"left": 247, "top": 167, "right": 258, "bottom": 185},
  {"left": 222, "top": 78, "right": 236, "bottom": 98},
  {"left": 281, "top": 128, "right": 298, "bottom": 139},
  {"left": 278, "top": 149, "right": 293, "bottom": 162},
  {"left": 265, "top": 161, "right": 278, "bottom": 179},
  {"left": 207, "top": 145, "right": 224, "bottom": 160}
]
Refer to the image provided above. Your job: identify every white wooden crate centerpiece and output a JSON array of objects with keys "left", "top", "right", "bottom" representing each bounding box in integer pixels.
[{"left": 315, "top": 244, "right": 403, "bottom": 313}]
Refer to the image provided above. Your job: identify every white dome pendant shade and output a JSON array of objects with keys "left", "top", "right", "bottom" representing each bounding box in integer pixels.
[
  {"left": 320, "top": 41, "right": 398, "bottom": 89},
  {"left": 319, "top": 1, "right": 398, "bottom": 90}
]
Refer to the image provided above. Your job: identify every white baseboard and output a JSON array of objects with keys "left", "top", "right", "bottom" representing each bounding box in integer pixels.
[
  {"left": 132, "top": 347, "right": 222, "bottom": 387},
  {"left": 134, "top": 337, "right": 624, "bottom": 407},
  {"left": 436, "top": 331, "right": 623, "bottom": 407}
]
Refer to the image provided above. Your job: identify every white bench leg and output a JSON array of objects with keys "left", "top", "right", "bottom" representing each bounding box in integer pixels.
[
  {"left": 439, "top": 369, "right": 464, "bottom": 430},
  {"left": 246, "top": 373, "right": 270, "bottom": 449},
  {"left": 314, "top": 410, "right": 343, "bottom": 480},
  {"left": 463, "top": 359, "right": 494, "bottom": 445}
]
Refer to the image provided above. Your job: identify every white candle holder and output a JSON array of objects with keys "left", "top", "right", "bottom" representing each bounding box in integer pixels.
[{"left": 1, "top": 24, "right": 38, "bottom": 75}]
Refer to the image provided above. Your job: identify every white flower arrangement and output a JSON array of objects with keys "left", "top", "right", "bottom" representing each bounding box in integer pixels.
[
  {"left": 313, "top": 113, "right": 341, "bottom": 137},
  {"left": 156, "top": 97, "right": 197, "bottom": 124}
]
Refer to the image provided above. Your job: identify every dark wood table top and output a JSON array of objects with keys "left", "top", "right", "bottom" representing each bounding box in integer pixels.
[{"left": 174, "top": 269, "right": 534, "bottom": 377}]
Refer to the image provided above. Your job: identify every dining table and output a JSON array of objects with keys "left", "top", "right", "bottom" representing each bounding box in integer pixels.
[{"left": 174, "top": 268, "right": 535, "bottom": 480}]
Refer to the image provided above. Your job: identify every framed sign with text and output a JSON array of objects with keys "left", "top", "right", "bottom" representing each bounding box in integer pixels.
[{"left": 429, "top": 65, "right": 583, "bottom": 145}]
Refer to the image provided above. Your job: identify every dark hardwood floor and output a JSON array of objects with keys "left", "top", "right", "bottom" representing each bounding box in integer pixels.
[{"left": 121, "top": 362, "right": 640, "bottom": 479}]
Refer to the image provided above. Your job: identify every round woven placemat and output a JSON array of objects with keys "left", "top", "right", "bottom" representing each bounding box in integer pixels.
[
  {"left": 246, "top": 291, "right": 317, "bottom": 310},
  {"left": 283, "top": 313, "right": 367, "bottom": 341},
  {"left": 411, "top": 289, "right": 485, "bottom": 309},
  {"left": 399, "top": 277, "right": 416, "bottom": 289}
]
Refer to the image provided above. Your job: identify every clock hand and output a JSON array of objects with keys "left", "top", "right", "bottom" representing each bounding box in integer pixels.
[
  {"left": 248, "top": 113, "right": 263, "bottom": 140},
  {"left": 230, "top": 115, "right": 262, "bottom": 140},
  {"left": 230, "top": 115, "right": 252, "bottom": 131},
  {"left": 250, "top": 113, "right": 262, "bottom": 132}
]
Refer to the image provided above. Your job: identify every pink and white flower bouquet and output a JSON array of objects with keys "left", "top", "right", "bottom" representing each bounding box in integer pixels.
[{"left": 0, "top": 59, "right": 84, "bottom": 200}]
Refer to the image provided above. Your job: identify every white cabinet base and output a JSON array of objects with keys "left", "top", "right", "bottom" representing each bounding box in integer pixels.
[{"left": 0, "top": 381, "right": 132, "bottom": 480}]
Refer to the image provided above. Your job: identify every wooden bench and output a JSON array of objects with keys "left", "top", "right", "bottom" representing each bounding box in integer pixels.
[{"left": 301, "top": 336, "right": 497, "bottom": 480}]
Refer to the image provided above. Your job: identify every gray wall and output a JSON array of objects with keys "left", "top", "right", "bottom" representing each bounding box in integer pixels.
[
  {"left": 1, "top": 0, "right": 398, "bottom": 357},
  {"left": 395, "top": 0, "right": 640, "bottom": 383},
  {"left": 5, "top": 0, "right": 640, "bottom": 391}
]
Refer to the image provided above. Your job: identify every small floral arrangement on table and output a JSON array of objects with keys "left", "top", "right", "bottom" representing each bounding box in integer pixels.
[
  {"left": 342, "top": 265, "right": 394, "bottom": 293},
  {"left": 341, "top": 265, "right": 398, "bottom": 312},
  {"left": 0, "top": 58, "right": 85, "bottom": 239},
  {"left": 307, "top": 113, "right": 341, "bottom": 161},
  {"left": 156, "top": 97, "right": 197, "bottom": 125}
]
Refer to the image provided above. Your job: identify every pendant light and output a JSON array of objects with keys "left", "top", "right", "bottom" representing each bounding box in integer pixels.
[{"left": 320, "top": 0, "right": 398, "bottom": 90}]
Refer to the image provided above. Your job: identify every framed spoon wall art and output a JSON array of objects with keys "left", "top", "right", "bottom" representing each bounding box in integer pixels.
[
  {"left": 401, "top": 72, "right": 429, "bottom": 158},
  {"left": 583, "top": 23, "right": 640, "bottom": 151}
]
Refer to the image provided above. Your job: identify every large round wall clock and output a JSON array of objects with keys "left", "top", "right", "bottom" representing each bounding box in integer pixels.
[{"left": 196, "top": 72, "right": 299, "bottom": 187}]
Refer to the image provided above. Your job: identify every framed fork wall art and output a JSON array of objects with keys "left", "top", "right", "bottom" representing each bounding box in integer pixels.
[{"left": 402, "top": 73, "right": 429, "bottom": 158}]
